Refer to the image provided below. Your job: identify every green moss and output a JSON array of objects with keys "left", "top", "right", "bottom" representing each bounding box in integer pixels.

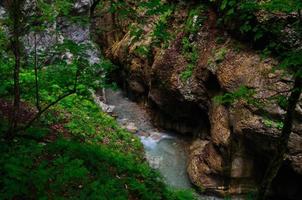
[
  {"left": 263, "top": 118, "right": 284, "bottom": 130},
  {"left": 180, "top": 64, "right": 195, "bottom": 81}
]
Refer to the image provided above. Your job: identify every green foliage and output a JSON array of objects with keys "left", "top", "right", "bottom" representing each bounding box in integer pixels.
[
  {"left": 185, "top": 5, "right": 207, "bottom": 34},
  {"left": 129, "top": 24, "right": 144, "bottom": 41},
  {"left": 217, "top": 0, "right": 265, "bottom": 41},
  {"left": 59, "top": 95, "right": 142, "bottom": 153},
  {"left": 182, "top": 37, "right": 198, "bottom": 64},
  {"left": 276, "top": 95, "right": 288, "bottom": 110},
  {"left": 214, "top": 86, "right": 257, "bottom": 106},
  {"left": 180, "top": 37, "right": 199, "bottom": 81},
  {"left": 99, "top": 58, "right": 118, "bottom": 88},
  {"left": 152, "top": 7, "right": 174, "bottom": 47},
  {"left": 217, "top": 0, "right": 302, "bottom": 48},
  {"left": 216, "top": 36, "right": 227, "bottom": 45},
  {"left": 262, "top": 0, "right": 302, "bottom": 13},
  {"left": 134, "top": 45, "right": 150, "bottom": 58},
  {"left": 0, "top": 27, "right": 7, "bottom": 49},
  {"left": 0, "top": 93, "right": 196, "bottom": 199},
  {"left": 280, "top": 50, "right": 302, "bottom": 72},
  {"left": 0, "top": 1, "right": 197, "bottom": 199},
  {"left": 180, "top": 64, "right": 195, "bottom": 81},
  {"left": 140, "top": 0, "right": 170, "bottom": 16},
  {"left": 180, "top": 41, "right": 198, "bottom": 80},
  {"left": 263, "top": 118, "right": 284, "bottom": 130},
  {"left": 30, "top": 0, "right": 87, "bottom": 31},
  {"left": 179, "top": 5, "right": 208, "bottom": 82},
  {"left": 16, "top": 40, "right": 103, "bottom": 104},
  {"left": 0, "top": 26, "right": 13, "bottom": 96},
  {"left": 0, "top": 58, "right": 14, "bottom": 96}
]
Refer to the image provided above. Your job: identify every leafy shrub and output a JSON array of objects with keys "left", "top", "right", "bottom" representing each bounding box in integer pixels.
[{"left": 214, "top": 86, "right": 257, "bottom": 106}]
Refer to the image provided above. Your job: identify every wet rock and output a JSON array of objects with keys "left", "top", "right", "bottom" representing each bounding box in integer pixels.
[
  {"left": 125, "top": 122, "right": 138, "bottom": 133},
  {"left": 91, "top": 90, "right": 115, "bottom": 113},
  {"left": 150, "top": 133, "right": 162, "bottom": 141},
  {"left": 74, "top": 0, "right": 94, "bottom": 14},
  {"left": 230, "top": 157, "right": 253, "bottom": 178},
  {"left": 128, "top": 80, "right": 145, "bottom": 94},
  {"left": 187, "top": 140, "right": 225, "bottom": 195},
  {"left": 146, "top": 153, "right": 163, "bottom": 169},
  {"left": 137, "top": 131, "right": 150, "bottom": 137}
]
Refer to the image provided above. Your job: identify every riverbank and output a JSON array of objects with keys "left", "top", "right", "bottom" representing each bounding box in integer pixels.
[{"left": 0, "top": 94, "right": 197, "bottom": 199}]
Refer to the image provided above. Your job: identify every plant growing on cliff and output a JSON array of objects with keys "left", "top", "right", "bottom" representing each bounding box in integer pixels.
[
  {"left": 180, "top": 64, "right": 195, "bottom": 81},
  {"left": 207, "top": 47, "right": 228, "bottom": 73},
  {"left": 151, "top": 6, "right": 174, "bottom": 47},
  {"left": 180, "top": 37, "right": 199, "bottom": 81},
  {"left": 180, "top": 6, "right": 207, "bottom": 81},
  {"left": 214, "top": 86, "right": 257, "bottom": 106},
  {"left": 134, "top": 45, "right": 150, "bottom": 58},
  {"left": 185, "top": 5, "right": 207, "bottom": 35}
]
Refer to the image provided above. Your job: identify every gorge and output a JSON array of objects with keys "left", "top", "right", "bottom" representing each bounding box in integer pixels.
[
  {"left": 92, "top": 0, "right": 302, "bottom": 199},
  {"left": 0, "top": 0, "right": 301, "bottom": 200}
]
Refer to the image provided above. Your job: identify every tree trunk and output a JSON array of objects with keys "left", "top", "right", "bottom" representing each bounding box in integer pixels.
[
  {"left": 6, "top": 0, "right": 24, "bottom": 140},
  {"left": 90, "top": 0, "right": 101, "bottom": 18},
  {"left": 34, "top": 33, "right": 41, "bottom": 111},
  {"left": 256, "top": 76, "right": 302, "bottom": 200}
]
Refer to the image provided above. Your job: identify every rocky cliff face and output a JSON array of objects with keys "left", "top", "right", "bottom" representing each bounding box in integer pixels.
[
  {"left": 92, "top": 1, "right": 302, "bottom": 199},
  {"left": 1, "top": 0, "right": 100, "bottom": 64}
]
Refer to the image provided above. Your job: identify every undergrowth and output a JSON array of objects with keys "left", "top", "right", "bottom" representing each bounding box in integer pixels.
[{"left": 0, "top": 94, "right": 196, "bottom": 199}]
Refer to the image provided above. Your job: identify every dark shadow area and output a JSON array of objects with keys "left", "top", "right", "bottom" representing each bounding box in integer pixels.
[{"left": 269, "top": 161, "right": 302, "bottom": 200}]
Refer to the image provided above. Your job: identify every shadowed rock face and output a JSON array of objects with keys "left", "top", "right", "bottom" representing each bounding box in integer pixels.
[{"left": 93, "top": 1, "right": 302, "bottom": 198}]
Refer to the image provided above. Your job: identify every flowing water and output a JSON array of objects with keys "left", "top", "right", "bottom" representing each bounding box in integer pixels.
[{"left": 105, "top": 89, "right": 221, "bottom": 200}]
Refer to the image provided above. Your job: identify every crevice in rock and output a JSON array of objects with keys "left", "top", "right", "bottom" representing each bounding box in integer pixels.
[
  {"left": 148, "top": 97, "right": 210, "bottom": 137},
  {"left": 109, "top": 65, "right": 211, "bottom": 138},
  {"left": 205, "top": 72, "right": 221, "bottom": 97},
  {"left": 270, "top": 161, "right": 302, "bottom": 200}
]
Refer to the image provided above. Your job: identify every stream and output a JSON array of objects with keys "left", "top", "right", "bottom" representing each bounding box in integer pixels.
[{"left": 104, "top": 89, "right": 222, "bottom": 200}]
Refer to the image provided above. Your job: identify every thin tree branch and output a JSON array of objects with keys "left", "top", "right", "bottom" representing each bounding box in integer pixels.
[
  {"left": 257, "top": 76, "right": 302, "bottom": 200},
  {"left": 17, "top": 62, "right": 82, "bottom": 133},
  {"left": 19, "top": 90, "right": 76, "bottom": 132},
  {"left": 34, "top": 32, "right": 41, "bottom": 111}
]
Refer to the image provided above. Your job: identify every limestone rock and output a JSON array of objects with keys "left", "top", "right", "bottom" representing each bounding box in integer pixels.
[
  {"left": 93, "top": 2, "right": 302, "bottom": 197},
  {"left": 210, "top": 104, "right": 230, "bottom": 146}
]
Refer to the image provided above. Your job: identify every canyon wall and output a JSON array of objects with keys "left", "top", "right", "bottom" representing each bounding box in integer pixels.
[{"left": 93, "top": 1, "right": 302, "bottom": 198}]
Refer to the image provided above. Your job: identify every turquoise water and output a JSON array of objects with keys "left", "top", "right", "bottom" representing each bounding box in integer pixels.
[{"left": 105, "top": 89, "right": 222, "bottom": 200}]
